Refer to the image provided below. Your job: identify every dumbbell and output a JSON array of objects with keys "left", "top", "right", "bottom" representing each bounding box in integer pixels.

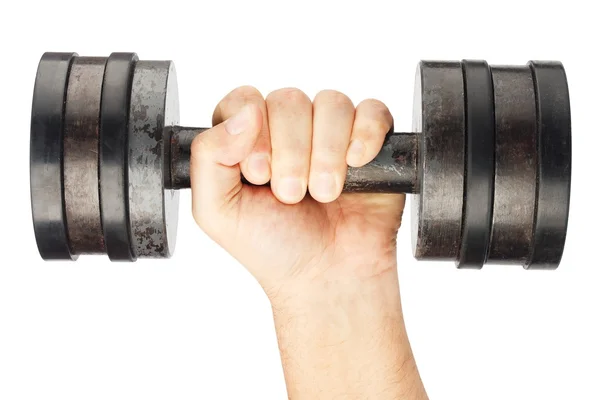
[{"left": 30, "top": 52, "right": 571, "bottom": 269}]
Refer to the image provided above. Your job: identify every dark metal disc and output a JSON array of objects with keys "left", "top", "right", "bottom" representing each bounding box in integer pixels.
[
  {"left": 99, "top": 52, "right": 138, "bottom": 261},
  {"left": 128, "top": 60, "right": 180, "bottom": 258},
  {"left": 30, "top": 52, "right": 78, "bottom": 260},
  {"left": 64, "top": 57, "right": 106, "bottom": 254},
  {"left": 411, "top": 61, "right": 465, "bottom": 260},
  {"left": 526, "top": 61, "right": 571, "bottom": 269},
  {"left": 456, "top": 60, "right": 495, "bottom": 268},
  {"left": 487, "top": 66, "right": 537, "bottom": 264}
]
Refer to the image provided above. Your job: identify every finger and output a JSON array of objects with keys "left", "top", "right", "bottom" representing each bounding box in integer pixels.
[
  {"left": 309, "top": 90, "right": 355, "bottom": 203},
  {"left": 266, "top": 88, "right": 313, "bottom": 204},
  {"left": 346, "top": 99, "right": 394, "bottom": 167},
  {"left": 212, "top": 86, "right": 271, "bottom": 185},
  {"left": 190, "top": 104, "right": 262, "bottom": 229}
]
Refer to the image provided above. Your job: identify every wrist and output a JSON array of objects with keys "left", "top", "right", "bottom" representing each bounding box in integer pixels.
[
  {"left": 270, "top": 266, "right": 410, "bottom": 362},
  {"left": 268, "top": 261, "right": 400, "bottom": 314},
  {"left": 269, "top": 262, "right": 406, "bottom": 346},
  {"left": 268, "top": 262, "right": 426, "bottom": 399},
  {"left": 265, "top": 252, "right": 399, "bottom": 305}
]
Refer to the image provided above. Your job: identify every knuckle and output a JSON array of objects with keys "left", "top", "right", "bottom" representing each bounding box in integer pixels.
[
  {"left": 358, "top": 98, "right": 387, "bottom": 110},
  {"left": 314, "top": 89, "right": 353, "bottom": 108},
  {"left": 228, "top": 85, "right": 264, "bottom": 103},
  {"left": 214, "top": 86, "right": 264, "bottom": 124},
  {"left": 358, "top": 99, "right": 393, "bottom": 126},
  {"left": 362, "top": 117, "right": 390, "bottom": 139},
  {"left": 355, "top": 101, "right": 393, "bottom": 141},
  {"left": 266, "top": 87, "right": 310, "bottom": 107}
]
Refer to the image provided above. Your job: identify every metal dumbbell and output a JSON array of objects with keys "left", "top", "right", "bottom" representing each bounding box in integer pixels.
[{"left": 30, "top": 52, "right": 571, "bottom": 269}]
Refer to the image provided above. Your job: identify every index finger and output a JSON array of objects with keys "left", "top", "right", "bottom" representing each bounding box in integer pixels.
[
  {"left": 213, "top": 85, "right": 271, "bottom": 185},
  {"left": 346, "top": 99, "right": 394, "bottom": 168}
]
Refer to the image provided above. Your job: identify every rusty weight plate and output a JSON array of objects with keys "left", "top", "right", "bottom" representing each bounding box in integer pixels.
[{"left": 128, "top": 60, "right": 180, "bottom": 258}]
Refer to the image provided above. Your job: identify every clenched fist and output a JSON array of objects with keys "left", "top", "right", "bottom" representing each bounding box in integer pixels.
[
  {"left": 190, "top": 86, "right": 427, "bottom": 400},
  {"left": 190, "top": 86, "right": 405, "bottom": 296}
]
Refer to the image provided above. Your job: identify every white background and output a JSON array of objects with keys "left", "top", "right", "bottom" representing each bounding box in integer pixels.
[{"left": 1, "top": 1, "right": 598, "bottom": 399}]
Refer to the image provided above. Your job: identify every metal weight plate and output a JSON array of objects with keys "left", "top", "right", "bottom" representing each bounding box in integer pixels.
[
  {"left": 487, "top": 66, "right": 537, "bottom": 265},
  {"left": 99, "top": 52, "right": 138, "bottom": 261},
  {"left": 30, "top": 52, "right": 78, "bottom": 260},
  {"left": 63, "top": 57, "right": 106, "bottom": 254},
  {"left": 456, "top": 60, "right": 495, "bottom": 268},
  {"left": 128, "top": 60, "right": 180, "bottom": 258},
  {"left": 411, "top": 61, "right": 465, "bottom": 260},
  {"left": 526, "top": 61, "right": 571, "bottom": 269}
]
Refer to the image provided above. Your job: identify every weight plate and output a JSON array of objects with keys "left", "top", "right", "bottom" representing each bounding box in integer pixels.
[
  {"left": 128, "top": 60, "right": 180, "bottom": 258},
  {"left": 487, "top": 66, "right": 537, "bottom": 264},
  {"left": 99, "top": 52, "right": 138, "bottom": 261},
  {"left": 456, "top": 60, "right": 495, "bottom": 268},
  {"left": 64, "top": 57, "right": 106, "bottom": 254},
  {"left": 411, "top": 61, "right": 465, "bottom": 260},
  {"left": 30, "top": 52, "right": 78, "bottom": 260},
  {"left": 526, "top": 61, "right": 571, "bottom": 269}
]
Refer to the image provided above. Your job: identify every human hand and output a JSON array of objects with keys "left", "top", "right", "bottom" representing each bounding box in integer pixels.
[
  {"left": 190, "top": 86, "right": 404, "bottom": 296},
  {"left": 190, "top": 86, "right": 426, "bottom": 399}
]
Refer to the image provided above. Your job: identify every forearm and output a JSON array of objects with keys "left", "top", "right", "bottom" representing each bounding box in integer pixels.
[{"left": 270, "top": 262, "right": 428, "bottom": 400}]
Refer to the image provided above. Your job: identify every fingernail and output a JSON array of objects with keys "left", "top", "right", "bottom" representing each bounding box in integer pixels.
[
  {"left": 225, "top": 105, "right": 253, "bottom": 135},
  {"left": 312, "top": 173, "right": 337, "bottom": 201},
  {"left": 248, "top": 153, "right": 271, "bottom": 181},
  {"left": 347, "top": 139, "right": 365, "bottom": 164},
  {"left": 278, "top": 177, "right": 304, "bottom": 202}
]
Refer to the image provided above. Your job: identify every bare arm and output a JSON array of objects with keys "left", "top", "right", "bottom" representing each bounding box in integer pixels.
[
  {"left": 271, "top": 265, "right": 427, "bottom": 399},
  {"left": 190, "top": 86, "right": 427, "bottom": 399}
]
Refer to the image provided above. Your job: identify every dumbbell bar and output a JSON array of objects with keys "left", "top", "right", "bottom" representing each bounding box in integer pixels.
[{"left": 30, "top": 52, "right": 571, "bottom": 269}]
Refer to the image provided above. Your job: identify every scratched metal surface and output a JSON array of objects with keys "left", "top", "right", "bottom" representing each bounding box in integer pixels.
[
  {"left": 487, "top": 66, "right": 537, "bottom": 265},
  {"left": 128, "top": 60, "right": 180, "bottom": 258},
  {"left": 63, "top": 56, "right": 106, "bottom": 255},
  {"left": 344, "top": 131, "right": 418, "bottom": 193},
  {"left": 411, "top": 61, "right": 465, "bottom": 261},
  {"left": 525, "top": 61, "right": 571, "bottom": 269},
  {"left": 167, "top": 128, "right": 418, "bottom": 193},
  {"left": 30, "top": 52, "right": 78, "bottom": 260}
]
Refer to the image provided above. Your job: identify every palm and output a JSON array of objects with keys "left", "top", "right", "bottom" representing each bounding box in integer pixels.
[{"left": 232, "top": 187, "right": 406, "bottom": 284}]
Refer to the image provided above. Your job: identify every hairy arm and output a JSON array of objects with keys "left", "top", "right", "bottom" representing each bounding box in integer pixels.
[
  {"left": 270, "top": 264, "right": 427, "bottom": 400},
  {"left": 190, "top": 87, "right": 427, "bottom": 399}
]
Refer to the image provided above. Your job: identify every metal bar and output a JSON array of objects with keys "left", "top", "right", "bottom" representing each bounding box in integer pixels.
[{"left": 166, "top": 126, "right": 419, "bottom": 194}]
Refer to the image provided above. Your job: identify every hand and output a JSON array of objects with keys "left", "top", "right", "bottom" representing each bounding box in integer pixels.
[
  {"left": 190, "top": 86, "right": 404, "bottom": 296},
  {"left": 190, "top": 86, "right": 427, "bottom": 399}
]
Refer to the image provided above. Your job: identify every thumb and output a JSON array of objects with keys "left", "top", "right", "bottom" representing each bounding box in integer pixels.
[{"left": 190, "top": 103, "right": 263, "bottom": 231}]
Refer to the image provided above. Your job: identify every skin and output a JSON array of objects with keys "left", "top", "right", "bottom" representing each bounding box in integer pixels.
[{"left": 190, "top": 86, "right": 428, "bottom": 399}]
